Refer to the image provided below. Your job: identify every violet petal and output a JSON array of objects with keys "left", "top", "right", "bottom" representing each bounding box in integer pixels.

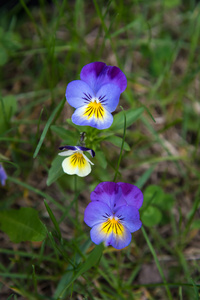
[
  {"left": 84, "top": 201, "right": 112, "bottom": 227},
  {"left": 117, "top": 182, "right": 143, "bottom": 209},
  {"left": 115, "top": 205, "right": 142, "bottom": 233},
  {"left": 90, "top": 182, "right": 126, "bottom": 211},
  {"left": 66, "top": 80, "right": 95, "bottom": 108}
]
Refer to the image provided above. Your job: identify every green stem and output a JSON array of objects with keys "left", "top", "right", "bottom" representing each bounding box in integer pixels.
[
  {"left": 113, "top": 109, "right": 126, "bottom": 182},
  {"left": 74, "top": 175, "right": 79, "bottom": 229},
  {"left": 183, "top": 186, "right": 200, "bottom": 238}
]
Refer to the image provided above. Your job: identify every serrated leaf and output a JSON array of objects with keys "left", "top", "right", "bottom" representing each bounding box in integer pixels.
[
  {"left": 141, "top": 206, "right": 162, "bottom": 227},
  {"left": 109, "top": 107, "right": 144, "bottom": 131},
  {"left": 105, "top": 135, "right": 130, "bottom": 151},
  {"left": 47, "top": 155, "right": 64, "bottom": 186},
  {"left": 0, "top": 207, "right": 46, "bottom": 243}
]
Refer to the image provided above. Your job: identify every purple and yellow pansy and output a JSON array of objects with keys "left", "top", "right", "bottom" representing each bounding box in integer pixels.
[
  {"left": 66, "top": 62, "right": 127, "bottom": 130},
  {"left": 84, "top": 182, "right": 143, "bottom": 249}
]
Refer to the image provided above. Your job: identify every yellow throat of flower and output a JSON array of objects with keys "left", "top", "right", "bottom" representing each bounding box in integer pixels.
[
  {"left": 101, "top": 217, "right": 124, "bottom": 236},
  {"left": 70, "top": 152, "right": 85, "bottom": 168},
  {"left": 83, "top": 100, "right": 105, "bottom": 120}
]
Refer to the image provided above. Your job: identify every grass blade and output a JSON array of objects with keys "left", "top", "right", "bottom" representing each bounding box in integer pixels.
[
  {"left": 59, "top": 243, "right": 104, "bottom": 298},
  {"left": 142, "top": 227, "right": 173, "bottom": 300},
  {"left": 33, "top": 97, "right": 65, "bottom": 158},
  {"left": 44, "top": 200, "right": 61, "bottom": 240}
]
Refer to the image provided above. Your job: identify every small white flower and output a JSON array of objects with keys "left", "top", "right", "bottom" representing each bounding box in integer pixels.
[{"left": 58, "top": 146, "right": 95, "bottom": 177}]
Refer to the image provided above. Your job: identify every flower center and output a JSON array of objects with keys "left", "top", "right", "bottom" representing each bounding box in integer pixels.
[
  {"left": 101, "top": 216, "right": 124, "bottom": 236},
  {"left": 70, "top": 152, "right": 85, "bottom": 168},
  {"left": 83, "top": 99, "right": 105, "bottom": 120}
]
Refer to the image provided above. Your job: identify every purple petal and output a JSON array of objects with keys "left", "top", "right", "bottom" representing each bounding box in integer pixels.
[
  {"left": 80, "top": 62, "right": 106, "bottom": 93},
  {"left": 80, "top": 62, "right": 127, "bottom": 94},
  {"left": 90, "top": 223, "right": 113, "bottom": 246},
  {"left": 0, "top": 164, "right": 7, "bottom": 186},
  {"left": 71, "top": 106, "right": 113, "bottom": 130},
  {"left": 117, "top": 183, "right": 143, "bottom": 209},
  {"left": 115, "top": 205, "right": 142, "bottom": 233},
  {"left": 110, "top": 225, "right": 132, "bottom": 249},
  {"left": 66, "top": 80, "right": 95, "bottom": 108},
  {"left": 84, "top": 201, "right": 113, "bottom": 227},
  {"left": 90, "top": 223, "right": 132, "bottom": 249},
  {"left": 59, "top": 145, "right": 95, "bottom": 157},
  {"left": 103, "top": 65, "right": 127, "bottom": 93},
  {"left": 90, "top": 182, "right": 126, "bottom": 211},
  {"left": 77, "top": 146, "right": 95, "bottom": 157},
  {"left": 59, "top": 145, "right": 77, "bottom": 151},
  {"left": 96, "top": 84, "right": 121, "bottom": 112}
]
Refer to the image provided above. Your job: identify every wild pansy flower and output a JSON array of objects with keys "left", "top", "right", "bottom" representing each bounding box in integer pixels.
[
  {"left": 66, "top": 62, "right": 127, "bottom": 130},
  {"left": 0, "top": 164, "right": 7, "bottom": 186},
  {"left": 58, "top": 145, "right": 95, "bottom": 177},
  {"left": 84, "top": 182, "right": 143, "bottom": 250}
]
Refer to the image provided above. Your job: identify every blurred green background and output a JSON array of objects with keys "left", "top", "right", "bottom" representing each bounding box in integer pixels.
[{"left": 0, "top": 0, "right": 200, "bottom": 299}]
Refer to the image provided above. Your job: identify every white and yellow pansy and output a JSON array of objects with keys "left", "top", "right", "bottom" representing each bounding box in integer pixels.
[{"left": 58, "top": 146, "right": 95, "bottom": 177}]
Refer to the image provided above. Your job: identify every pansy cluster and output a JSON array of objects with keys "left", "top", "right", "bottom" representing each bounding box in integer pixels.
[
  {"left": 57, "top": 62, "right": 143, "bottom": 250},
  {"left": 59, "top": 62, "right": 127, "bottom": 177}
]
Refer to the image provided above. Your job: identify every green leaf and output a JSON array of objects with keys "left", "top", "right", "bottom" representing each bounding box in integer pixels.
[
  {"left": 8, "top": 176, "right": 65, "bottom": 211},
  {"left": 0, "top": 46, "right": 8, "bottom": 66},
  {"left": 50, "top": 125, "right": 79, "bottom": 145},
  {"left": 54, "top": 239, "right": 91, "bottom": 298},
  {"left": 135, "top": 165, "right": 156, "bottom": 189},
  {"left": 141, "top": 206, "right": 162, "bottom": 227},
  {"left": 191, "top": 219, "right": 200, "bottom": 229},
  {"left": 46, "top": 155, "right": 64, "bottom": 186},
  {"left": 33, "top": 97, "right": 65, "bottom": 158},
  {"left": 164, "top": 0, "right": 180, "bottom": 8},
  {"left": 105, "top": 135, "right": 130, "bottom": 151},
  {"left": 144, "top": 185, "right": 164, "bottom": 206},
  {"left": 59, "top": 243, "right": 104, "bottom": 298},
  {"left": 144, "top": 185, "right": 175, "bottom": 211},
  {"left": 0, "top": 95, "right": 17, "bottom": 134},
  {"left": 95, "top": 150, "right": 107, "bottom": 169},
  {"left": 161, "top": 194, "right": 175, "bottom": 211},
  {"left": 0, "top": 153, "right": 9, "bottom": 161},
  {"left": 66, "top": 118, "right": 89, "bottom": 132},
  {"left": 44, "top": 200, "right": 61, "bottom": 239},
  {"left": 109, "top": 107, "right": 144, "bottom": 131},
  {"left": 0, "top": 207, "right": 46, "bottom": 243}
]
